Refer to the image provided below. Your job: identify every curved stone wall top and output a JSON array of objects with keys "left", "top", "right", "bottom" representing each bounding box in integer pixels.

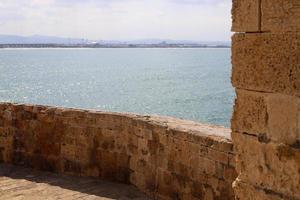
[
  {"left": 145, "top": 115, "right": 231, "bottom": 140},
  {"left": 49, "top": 104, "right": 232, "bottom": 140},
  {"left": 0, "top": 102, "right": 236, "bottom": 200}
]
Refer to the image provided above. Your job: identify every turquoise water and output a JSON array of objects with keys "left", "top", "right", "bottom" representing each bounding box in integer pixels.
[{"left": 0, "top": 48, "right": 234, "bottom": 127}]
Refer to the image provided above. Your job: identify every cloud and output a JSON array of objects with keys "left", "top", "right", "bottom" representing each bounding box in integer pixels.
[
  {"left": 0, "top": 0, "right": 232, "bottom": 41},
  {"left": 170, "top": 0, "right": 228, "bottom": 5}
]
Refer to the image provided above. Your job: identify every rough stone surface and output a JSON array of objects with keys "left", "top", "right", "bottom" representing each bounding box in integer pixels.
[
  {"left": 261, "top": 0, "right": 300, "bottom": 32},
  {"left": 231, "top": 0, "right": 300, "bottom": 199},
  {"left": 0, "top": 103, "right": 236, "bottom": 200},
  {"left": 266, "top": 93, "right": 300, "bottom": 144},
  {"left": 231, "top": 0, "right": 260, "bottom": 32},
  {"left": 233, "top": 180, "right": 286, "bottom": 200},
  {"left": 232, "top": 33, "right": 300, "bottom": 97},
  {"left": 232, "top": 90, "right": 300, "bottom": 144},
  {"left": 232, "top": 132, "right": 300, "bottom": 199},
  {"left": 231, "top": 89, "right": 268, "bottom": 135},
  {"left": 0, "top": 163, "right": 150, "bottom": 200}
]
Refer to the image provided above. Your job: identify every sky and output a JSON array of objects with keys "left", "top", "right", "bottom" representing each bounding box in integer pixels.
[{"left": 0, "top": 0, "right": 232, "bottom": 41}]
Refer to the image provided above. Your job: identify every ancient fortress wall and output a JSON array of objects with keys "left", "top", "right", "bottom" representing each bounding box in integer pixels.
[
  {"left": 232, "top": 0, "right": 300, "bottom": 199},
  {"left": 0, "top": 103, "right": 236, "bottom": 199}
]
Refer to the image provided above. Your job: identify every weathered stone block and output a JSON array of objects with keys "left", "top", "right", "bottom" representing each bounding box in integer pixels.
[
  {"left": 157, "top": 156, "right": 168, "bottom": 170},
  {"left": 261, "top": 0, "right": 300, "bottom": 32},
  {"left": 61, "top": 144, "right": 76, "bottom": 161},
  {"left": 168, "top": 137, "right": 192, "bottom": 164},
  {"left": 266, "top": 93, "right": 300, "bottom": 144},
  {"left": 198, "top": 157, "right": 216, "bottom": 176},
  {"left": 223, "top": 165, "right": 237, "bottom": 183},
  {"left": 39, "top": 142, "right": 61, "bottom": 157},
  {"left": 36, "top": 122, "right": 60, "bottom": 143},
  {"left": 190, "top": 180, "right": 204, "bottom": 199},
  {"left": 158, "top": 132, "right": 169, "bottom": 146},
  {"left": 217, "top": 179, "right": 236, "bottom": 200},
  {"left": 212, "top": 140, "right": 234, "bottom": 154},
  {"left": 127, "top": 134, "right": 138, "bottom": 151},
  {"left": 233, "top": 91, "right": 300, "bottom": 143},
  {"left": 37, "top": 113, "right": 55, "bottom": 123},
  {"left": 207, "top": 148, "right": 229, "bottom": 165},
  {"left": 147, "top": 140, "right": 158, "bottom": 155},
  {"left": 99, "top": 134, "right": 115, "bottom": 151},
  {"left": 75, "top": 148, "right": 92, "bottom": 165},
  {"left": 130, "top": 172, "right": 147, "bottom": 194},
  {"left": 156, "top": 168, "right": 191, "bottom": 199},
  {"left": 114, "top": 133, "right": 128, "bottom": 153},
  {"left": 129, "top": 156, "right": 152, "bottom": 174},
  {"left": 232, "top": 89, "right": 268, "bottom": 135},
  {"left": 168, "top": 160, "right": 190, "bottom": 178},
  {"left": 0, "top": 133, "right": 13, "bottom": 162},
  {"left": 232, "top": 33, "right": 300, "bottom": 96},
  {"left": 228, "top": 153, "right": 236, "bottom": 168},
  {"left": 232, "top": 0, "right": 260, "bottom": 32},
  {"left": 76, "top": 130, "right": 94, "bottom": 148},
  {"left": 232, "top": 132, "right": 300, "bottom": 199},
  {"left": 137, "top": 138, "right": 149, "bottom": 157}
]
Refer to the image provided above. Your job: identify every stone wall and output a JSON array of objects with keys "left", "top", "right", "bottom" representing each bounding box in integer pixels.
[
  {"left": 0, "top": 103, "right": 236, "bottom": 200},
  {"left": 232, "top": 0, "right": 300, "bottom": 199}
]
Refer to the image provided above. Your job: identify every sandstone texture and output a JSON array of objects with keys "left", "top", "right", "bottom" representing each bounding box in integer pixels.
[
  {"left": 0, "top": 103, "right": 236, "bottom": 200},
  {"left": 232, "top": 89, "right": 300, "bottom": 144},
  {"left": 232, "top": 0, "right": 300, "bottom": 33},
  {"left": 231, "top": 0, "right": 260, "bottom": 32},
  {"left": 261, "top": 0, "right": 300, "bottom": 32},
  {"left": 233, "top": 181, "right": 286, "bottom": 200},
  {"left": 232, "top": 33, "right": 300, "bottom": 97},
  {"left": 232, "top": 132, "right": 300, "bottom": 199},
  {"left": 231, "top": 0, "right": 300, "bottom": 199},
  {"left": 231, "top": 89, "right": 268, "bottom": 135}
]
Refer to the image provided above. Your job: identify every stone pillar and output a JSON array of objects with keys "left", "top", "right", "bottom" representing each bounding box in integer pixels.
[{"left": 231, "top": 0, "right": 300, "bottom": 199}]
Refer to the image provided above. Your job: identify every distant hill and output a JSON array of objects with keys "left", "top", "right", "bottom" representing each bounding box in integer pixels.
[
  {"left": 0, "top": 34, "right": 230, "bottom": 46},
  {"left": 123, "top": 39, "right": 230, "bottom": 46},
  {"left": 0, "top": 35, "right": 88, "bottom": 44}
]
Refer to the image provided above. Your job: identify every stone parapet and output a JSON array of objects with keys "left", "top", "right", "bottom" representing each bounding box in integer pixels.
[{"left": 0, "top": 103, "right": 236, "bottom": 200}]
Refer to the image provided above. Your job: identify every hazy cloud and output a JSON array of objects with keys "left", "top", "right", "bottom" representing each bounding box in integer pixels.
[{"left": 0, "top": 0, "right": 231, "bottom": 41}]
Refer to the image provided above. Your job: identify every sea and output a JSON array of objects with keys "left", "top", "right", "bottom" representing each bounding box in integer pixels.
[{"left": 0, "top": 48, "right": 234, "bottom": 127}]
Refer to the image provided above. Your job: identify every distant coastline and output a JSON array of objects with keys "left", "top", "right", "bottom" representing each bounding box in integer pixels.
[
  {"left": 0, "top": 35, "right": 230, "bottom": 48},
  {"left": 0, "top": 43, "right": 230, "bottom": 49}
]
